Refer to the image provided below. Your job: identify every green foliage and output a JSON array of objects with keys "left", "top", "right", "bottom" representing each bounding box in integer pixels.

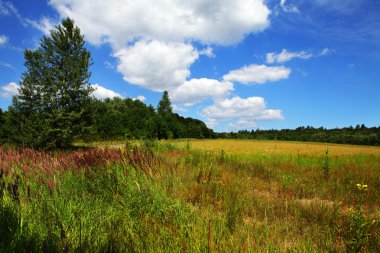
[
  {"left": 86, "top": 95, "right": 214, "bottom": 141},
  {"left": 157, "top": 90, "right": 172, "bottom": 116},
  {"left": 10, "top": 18, "right": 93, "bottom": 149},
  {"left": 218, "top": 125, "right": 380, "bottom": 146}
]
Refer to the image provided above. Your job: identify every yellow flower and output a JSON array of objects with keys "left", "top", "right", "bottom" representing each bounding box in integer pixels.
[{"left": 356, "top": 183, "right": 368, "bottom": 191}]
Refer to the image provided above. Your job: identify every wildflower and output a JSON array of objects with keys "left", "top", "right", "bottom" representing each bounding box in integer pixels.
[{"left": 356, "top": 183, "right": 368, "bottom": 191}]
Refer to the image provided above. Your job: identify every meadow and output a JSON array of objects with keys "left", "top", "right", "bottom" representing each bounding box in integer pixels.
[{"left": 1, "top": 139, "right": 379, "bottom": 252}]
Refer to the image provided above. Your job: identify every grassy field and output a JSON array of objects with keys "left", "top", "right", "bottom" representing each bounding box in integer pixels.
[{"left": 1, "top": 140, "right": 379, "bottom": 252}]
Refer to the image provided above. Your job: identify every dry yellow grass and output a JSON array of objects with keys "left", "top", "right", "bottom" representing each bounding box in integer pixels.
[{"left": 171, "top": 139, "right": 380, "bottom": 156}]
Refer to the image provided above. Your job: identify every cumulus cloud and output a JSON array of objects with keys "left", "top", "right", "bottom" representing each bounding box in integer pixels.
[
  {"left": 266, "top": 49, "right": 312, "bottom": 63},
  {"left": 226, "top": 119, "right": 258, "bottom": 131},
  {"left": 201, "top": 96, "right": 283, "bottom": 129},
  {"left": 49, "top": 0, "right": 270, "bottom": 46},
  {"left": 223, "top": 64, "right": 291, "bottom": 84},
  {"left": 114, "top": 40, "right": 199, "bottom": 91},
  {"left": 171, "top": 78, "right": 233, "bottom": 105},
  {"left": 44, "top": 0, "right": 273, "bottom": 105},
  {"left": 0, "top": 82, "right": 19, "bottom": 98},
  {"left": 0, "top": 35, "right": 8, "bottom": 45},
  {"left": 201, "top": 96, "right": 283, "bottom": 121},
  {"left": 91, "top": 84, "right": 123, "bottom": 100}
]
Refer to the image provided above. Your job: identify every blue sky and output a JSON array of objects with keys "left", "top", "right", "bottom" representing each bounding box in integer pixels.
[{"left": 1, "top": 0, "right": 379, "bottom": 131}]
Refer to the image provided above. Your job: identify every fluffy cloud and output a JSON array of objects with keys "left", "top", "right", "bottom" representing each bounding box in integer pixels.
[
  {"left": 201, "top": 96, "right": 283, "bottom": 121},
  {"left": 226, "top": 119, "right": 258, "bottom": 131},
  {"left": 91, "top": 84, "right": 123, "bottom": 100},
  {"left": 114, "top": 40, "right": 199, "bottom": 91},
  {"left": 0, "top": 82, "right": 19, "bottom": 98},
  {"left": 223, "top": 64, "right": 290, "bottom": 84},
  {"left": 266, "top": 49, "right": 312, "bottom": 63},
  {"left": 135, "top": 95, "right": 146, "bottom": 102},
  {"left": 46, "top": 0, "right": 272, "bottom": 104},
  {"left": 0, "top": 35, "right": 8, "bottom": 45},
  {"left": 49, "top": 0, "right": 270, "bottom": 46},
  {"left": 171, "top": 78, "right": 233, "bottom": 105}
]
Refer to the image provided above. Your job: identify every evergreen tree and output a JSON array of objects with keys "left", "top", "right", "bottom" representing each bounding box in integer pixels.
[
  {"left": 156, "top": 91, "right": 174, "bottom": 139},
  {"left": 10, "top": 18, "right": 93, "bottom": 148},
  {"left": 157, "top": 91, "right": 172, "bottom": 116}
]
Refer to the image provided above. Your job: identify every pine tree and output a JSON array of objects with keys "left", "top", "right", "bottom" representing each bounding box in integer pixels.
[
  {"left": 156, "top": 91, "right": 173, "bottom": 139},
  {"left": 11, "top": 18, "right": 93, "bottom": 148},
  {"left": 157, "top": 91, "right": 173, "bottom": 116}
]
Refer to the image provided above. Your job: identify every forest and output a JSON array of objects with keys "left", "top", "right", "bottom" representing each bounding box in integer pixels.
[
  {"left": 0, "top": 93, "right": 214, "bottom": 146},
  {"left": 217, "top": 125, "right": 380, "bottom": 146}
]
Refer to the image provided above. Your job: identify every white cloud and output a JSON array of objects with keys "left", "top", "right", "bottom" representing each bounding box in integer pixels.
[
  {"left": 266, "top": 48, "right": 333, "bottom": 63},
  {"left": 26, "top": 17, "right": 57, "bottom": 35},
  {"left": 226, "top": 119, "right": 258, "bottom": 131},
  {"left": 199, "top": 47, "right": 215, "bottom": 58},
  {"left": 280, "top": 0, "right": 300, "bottom": 13},
  {"left": 223, "top": 64, "right": 291, "bottom": 84},
  {"left": 201, "top": 96, "right": 283, "bottom": 130},
  {"left": 266, "top": 49, "right": 312, "bottom": 63},
  {"left": 45, "top": 0, "right": 273, "bottom": 100},
  {"left": 0, "top": 82, "right": 19, "bottom": 98},
  {"left": 201, "top": 96, "right": 283, "bottom": 121},
  {"left": 0, "top": 35, "right": 8, "bottom": 45},
  {"left": 49, "top": 0, "right": 270, "bottom": 46},
  {"left": 114, "top": 40, "right": 199, "bottom": 91},
  {"left": 135, "top": 95, "right": 146, "bottom": 102},
  {"left": 172, "top": 104, "right": 188, "bottom": 112},
  {"left": 171, "top": 78, "right": 233, "bottom": 104},
  {"left": 91, "top": 84, "right": 123, "bottom": 100}
]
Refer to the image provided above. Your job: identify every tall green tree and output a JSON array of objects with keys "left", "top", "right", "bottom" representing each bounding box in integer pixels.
[
  {"left": 156, "top": 91, "right": 174, "bottom": 139},
  {"left": 11, "top": 18, "right": 93, "bottom": 148},
  {"left": 157, "top": 91, "right": 172, "bottom": 116}
]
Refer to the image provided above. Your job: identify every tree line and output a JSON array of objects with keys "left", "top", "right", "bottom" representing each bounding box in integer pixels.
[
  {"left": 0, "top": 93, "right": 214, "bottom": 147},
  {"left": 216, "top": 125, "right": 380, "bottom": 146}
]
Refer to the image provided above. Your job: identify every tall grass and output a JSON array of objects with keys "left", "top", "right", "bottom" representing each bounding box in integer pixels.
[{"left": 1, "top": 140, "right": 379, "bottom": 252}]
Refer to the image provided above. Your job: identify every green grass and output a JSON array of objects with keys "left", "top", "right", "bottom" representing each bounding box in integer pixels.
[{"left": 1, "top": 140, "right": 379, "bottom": 252}]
